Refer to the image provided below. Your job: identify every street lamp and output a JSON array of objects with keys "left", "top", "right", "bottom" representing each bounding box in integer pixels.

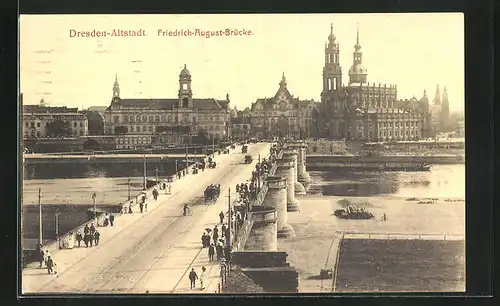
[
  {"left": 92, "top": 192, "right": 97, "bottom": 225},
  {"left": 54, "top": 209, "right": 60, "bottom": 241},
  {"left": 127, "top": 178, "right": 131, "bottom": 201}
]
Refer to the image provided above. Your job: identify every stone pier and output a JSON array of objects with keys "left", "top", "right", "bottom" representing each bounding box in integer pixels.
[
  {"left": 245, "top": 206, "right": 278, "bottom": 251},
  {"left": 275, "top": 156, "right": 301, "bottom": 212},
  {"left": 262, "top": 176, "right": 295, "bottom": 238},
  {"left": 282, "top": 149, "right": 306, "bottom": 196},
  {"left": 287, "top": 143, "right": 311, "bottom": 186}
]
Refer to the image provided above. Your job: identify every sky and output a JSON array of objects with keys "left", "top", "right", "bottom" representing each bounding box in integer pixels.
[{"left": 19, "top": 13, "right": 464, "bottom": 112}]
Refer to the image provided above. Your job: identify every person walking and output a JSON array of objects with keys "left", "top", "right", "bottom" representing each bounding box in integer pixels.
[
  {"left": 104, "top": 213, "right": 109, "bottom": 226},
  {"left": 216, "top": 243, "right": 223, "bottom": 261},
  {"left": 36, "top": 244, "right": 44, "bottom": 268},
  {"left": 188, "top": 268, "right": 198, "bottom": 289},
  {"left": 219, "top": 211, "right": 225, "bottom": 224},
  {"left": 46, "top": 255, "right": 54, "bottom": 274},
  {"left": 88, "top": 232, "right": 94, "bottom": 247},
  {"left": 208, "top": 244, "right": 215, "bottom": 262},
  {"left": 94, "top": 230, "right": 100, "bottom": 246},
  {"left": 83, "top": 224, "right": 90, "bottom": 236},
  {"left": 221, "top": 224, "right": 226, "bottom": 238},
  {"left": 139, "top": 201, "right": 144, "bottom": 213},
  {"left": 84, "top": 233, "right": 89, "bottom": 247},
  {"left": 212, "top": 229, "right": 219, "bottom": 245},
  {"left": 200, "top": 266, "right": 206, "bottom": 289},
  {"left": 90, "top": 223, "right": 96, "bottom": 235},
  {"left": 201, "top": 232, "right": 207, "bottom": 248},
  {"left": 109, "top": 214, "right": 115, "bottom": 226},
  {"left": 76, "top": 231, "right": 82, "bottom": 247},
  {"left": 43, "top": 250, "right": 51, "bottom": 267}
]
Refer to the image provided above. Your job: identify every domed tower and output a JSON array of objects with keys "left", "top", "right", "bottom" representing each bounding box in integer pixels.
[
  {"left": 178, "top": 64, "right": 193, "bottom": 108},
  {"left": 348, "top": 24, "right": 368, "bottom": 85},
  {"left": 112, "top": 74, "right": 120, "bottom": 98}
]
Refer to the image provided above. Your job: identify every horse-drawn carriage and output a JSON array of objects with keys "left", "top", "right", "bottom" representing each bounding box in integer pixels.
[
  {"left": 204, "top": 184, "right": 221, "bottom": 204},
  {"left": 245, "top": 155, "right": 252, "bottom": 164}
]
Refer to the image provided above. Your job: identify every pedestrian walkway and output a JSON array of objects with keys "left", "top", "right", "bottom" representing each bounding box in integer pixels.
[{"left": 22, "top": 147, "right": 241, "bottom": 293}]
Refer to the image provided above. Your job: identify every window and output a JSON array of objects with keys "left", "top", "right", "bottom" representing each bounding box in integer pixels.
[
  {"left": 148, "top": 126, "right": 153, "bottom": 132},
  {"left": 30, "top": 122, "right": 35, "bottom": 128},
  {"left": 182, "top": 83, "right": 188, "bottom": 90},
  {"left": 182, "top": 97, "right": 189, "bottom": 108},
  {"left": 25, "top": 122, "right": 29, "bottom": 128},
  {"left": 136, "top": 115, "right": 140, "bottom": 122},
  {"left": 80, "top": 130, "right": 83, "bottom": 136},
  {"left": 142, "top": 116, "right": 147, "bottom": 122},
  {"left": 74, "top": 122, "right": 78, "bottom": 127},
  {"left": 161, "top": 115, "right": 165, "bottom": 122},
  {"left": 130, "top": 126, "right": 134, "bottom": 132},
  {"left": 80, "top": 122, "right": 83, "bottom": 127},
  {"left": 142, "top": 126, "right": 147, "bottom": 132},
  {"left": 149, "top": 116, "right": 153, "bottom": 122}
]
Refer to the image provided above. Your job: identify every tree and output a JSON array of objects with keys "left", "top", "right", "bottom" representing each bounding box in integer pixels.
[
  {"left": 46, "top": 119, "right": 72, "bottom": 138},
  {"left": 114, "top": 126, "right": 128, "bottom": 135}
]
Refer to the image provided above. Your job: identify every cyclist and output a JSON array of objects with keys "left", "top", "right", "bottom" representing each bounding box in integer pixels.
[{"left": 183, "top": 204, "right": 191, "bottom": 216}]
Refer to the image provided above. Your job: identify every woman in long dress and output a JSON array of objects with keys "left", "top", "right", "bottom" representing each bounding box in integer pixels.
[{"left": 200, "top": 266, "right": 206, "bottom": 289}]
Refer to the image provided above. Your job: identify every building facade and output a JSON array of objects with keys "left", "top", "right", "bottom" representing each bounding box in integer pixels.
[
  {"left": 103, "top": 66, "right": 231, "bottom": 145},
  {"left": 249, "top": 74, "right": 320, "bottom": 139},
  {"left": 319, "top": 24, "right": 425, "bottom": 142},
  {"left": 22, "top": 103, "right": 88, "bottom": 139},
  {"left": 305, "top": 139, "right": 347, "bottom": 155}
]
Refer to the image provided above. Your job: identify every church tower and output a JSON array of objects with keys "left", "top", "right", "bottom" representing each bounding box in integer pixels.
[
  {"left": 348, "top": 24, "right": 368, "bottom": 85},
  {"left": 433, "top": 84, "right": 441, "bottom": 105},
  {"left": 322, "top": 24, "right": 343, "bottom": 95},
  {"left": 178, "top": 64, "right": 193, "bottom": 108},
  {"left": 441, "top": 86, "right": 450, "bottom": 132},
  {"left": 112, "top": 74, "right": 120, "bottom": 98}
]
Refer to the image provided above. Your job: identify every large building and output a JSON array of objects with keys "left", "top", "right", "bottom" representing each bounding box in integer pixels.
[
  {"left": 22, "top": 101, "right": 88, "bottom": 139},
  {"left": 248, "top": 74, "right": 320, "bottom": 139},
  {"left": 430, "top": 85, "right": 451, "bottom": 133},
  {"left": 103, "top": 66, "right": 231, "bottom": 145},
  {"left": 319, "top": 24, "right": 425, "bottom": 142}
]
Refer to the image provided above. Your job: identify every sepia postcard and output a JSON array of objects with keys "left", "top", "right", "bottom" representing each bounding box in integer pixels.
[{"left": 19, "top": 13, "right": 465, "bottom": 295}]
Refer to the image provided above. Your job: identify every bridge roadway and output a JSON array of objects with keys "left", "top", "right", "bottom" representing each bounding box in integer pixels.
[
  {"left": 23, "top": 153, "right": 207, "bottom": 164},
  {"left": 22, "top": 143, "right": 271, "bottom": 294}
]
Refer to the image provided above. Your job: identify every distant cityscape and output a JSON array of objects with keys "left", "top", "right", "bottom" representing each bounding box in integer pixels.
[{"left": 21, "top": 25, "right": 464, "bottom": 153}]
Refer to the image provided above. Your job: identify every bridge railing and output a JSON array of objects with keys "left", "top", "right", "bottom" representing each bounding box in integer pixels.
[{"left": 338, "top": 231, "right": 465, "bottom": 241}]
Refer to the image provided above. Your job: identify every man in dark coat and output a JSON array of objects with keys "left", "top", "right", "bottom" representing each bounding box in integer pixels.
[
  {"left": 216, "top": 243, "right": 223, "bottom": 260},
  {"left": 90, "top": 223, "right": 96, "bottom": 235},
  {"left": 208, "top": 244, "right": 215, "bottom": 262},
  {"left": 188, "top": 268, "right": 198, "bottom": 289},
  {"left": 212, "top": 229, "right": 219, "bottom": 245},
  {"left": 94, "top": 230, "right": 100, "bottom": 246},
  {"left": 201, "top": 233, "right": 207, "bottom": 248},
  {"left": 76, "top": 231, "right": 82, "bottom": 247},
  {"left": 83, "top": 224, "right": 90, "bottom": 236},
  {"left": 139, "top": 201, "right": 144, "bottom": 213},
  {"left": 221, "top": 224, "right": 226, "bottom": 238},
  {"left": 219, "top": 211, "right": 224, "bottom": 224},
  {"left": 46, "top": 256, "right": 54, "bottom": 274},
  {"left": 109, "top": 214, "right": 115, "bottom": 226},
  {"left": 36, "top": 244, "right": 44, "bottom": 268}
]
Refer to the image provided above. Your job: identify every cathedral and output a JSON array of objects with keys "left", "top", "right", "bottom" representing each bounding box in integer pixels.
[
  {"left": 103, "top": 65, "right": 231, "bottom": 147},
  {"left": 319, "top": 24, "right": 428, "bottom": 141}
]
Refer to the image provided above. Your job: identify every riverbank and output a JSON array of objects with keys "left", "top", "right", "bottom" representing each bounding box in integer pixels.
[{"left": 277, "top": 195, "right": 465, "bottom": 293}]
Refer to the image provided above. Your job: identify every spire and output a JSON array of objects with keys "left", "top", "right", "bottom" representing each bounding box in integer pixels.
[
  {"left": 434, "top": 84, "right": 441, "bottom": 105},
  {"left": 423, "top": 89, "right": 427, "bottom": 97},
  {"left": 112, "top": 74, "right": 120, "bottom": 98},
  {"left": 280, "top": 72, "right": 287, "bottom": 87},
  {"left": 354, "top": 24, "right": 362, "bottom": 51},
  {"left": 328, "top": 23, "right": 336, "bottom": 43},
  {"left": 442, "top": 86, "right": 449, "bottom": 103}
]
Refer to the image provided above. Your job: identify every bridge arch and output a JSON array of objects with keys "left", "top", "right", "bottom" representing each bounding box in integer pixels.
[{"left": 83, "top": 139, "right": 101, "bottom": 150}]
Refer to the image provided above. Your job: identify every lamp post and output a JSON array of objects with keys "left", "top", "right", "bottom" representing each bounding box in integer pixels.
[
  {"left": 143, "top": 154, "right": 147, "bottom": 190},
  {"left": 91, "top": 192, "right": 97, "bottom": 225},
  {"left": 54, "top": 209, "right": 60, "bottom": 241},
  {"left": 127, "top": 178, "right": 131, "bottom": 201},
  {"left": 38, "top": 188, "right": 43, "bottom": 245}
]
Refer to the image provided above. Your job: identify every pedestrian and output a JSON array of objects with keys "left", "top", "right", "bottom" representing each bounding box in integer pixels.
[
  {"left": 94, "top": 230, "right": 100, "bottom": 246},
  {"left": 201, "top": 232, "right": 207, "bottom": 248},
  {"left": 83, "top": 224, "right": 89, "bottom": 236},
  {"left": 109, "top": 214, "right": 115, "bottom": 226},
  {"left": 221, "top": 224, "right": 226, "bottom": 238},
  {"left": 220, "top": 258, "right": 227, "bottom": 287},
  {"left": 104, "top": 213, "right": 109, "bottom": 226},
  {"left": 128, "top": 201, "right": 133, "bottom": 214},
  {"left": 189, "top": 268, "right": 198, "bottom": 289},
  {"left": 139, "top": 201, "right": 144, "bottom": 213},
  {"left": 88, "top": 233, "right": 93, "bottom": 247},
  {"left": 200, "top": 266, "right": 206, "bottom": 289},
  {"left": 213, "top": 230, "right": 219, "bottom": 245},
  {"left": 36, "top": 244, "right": 44, "bottom": 268},
  {"left": 76, "top": 231, "right": 82, "bottom": 247},
  {"left": 84, "top": 233, "right": 89, "bottom": 247},
  {"left": 46, "top": 255, "right": 54, "bottom": 274},
  {"left": 216, "top": 243, "right": 223, "bottom": 260},
  {"left": 208, "top": 243, "right": 215, "bottom": 262},
  {"left": 219, "top": 211, "right": 224, "bottom": 224},
  {"left": 43, "top": 250, "right": 51, "bottom": 267},
  {"left": 90, "top": 223, "right": 96, "bottom": 235}
]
